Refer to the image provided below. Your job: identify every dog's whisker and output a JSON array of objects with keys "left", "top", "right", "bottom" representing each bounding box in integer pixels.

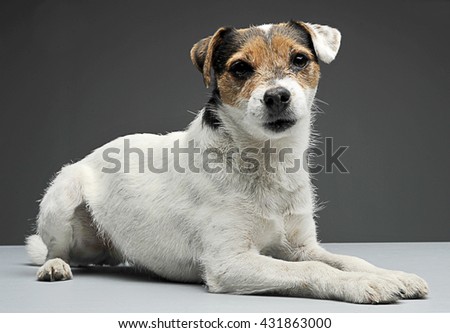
[
  {"left": 186, "top": 110, "right": 198, "bottom": 116},
  {"left": 314, "top": 97, "right": 329, "bottom": 106}
]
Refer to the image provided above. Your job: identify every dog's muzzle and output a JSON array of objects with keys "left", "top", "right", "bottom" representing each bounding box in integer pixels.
[{"left": 263, "top": 86, "right": 297, "bottom": 132}]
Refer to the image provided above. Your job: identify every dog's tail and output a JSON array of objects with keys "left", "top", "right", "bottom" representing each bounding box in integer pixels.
[{"left": 25, "top": 235, "right": 48, "bottom": 265}]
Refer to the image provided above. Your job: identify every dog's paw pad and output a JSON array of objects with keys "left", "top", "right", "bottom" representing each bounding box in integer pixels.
[{"left": 37, "top": 258, "right": 73, "bottom": 282}]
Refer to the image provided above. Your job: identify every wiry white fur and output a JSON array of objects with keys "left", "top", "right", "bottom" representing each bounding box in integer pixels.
[
  {"left": 26, "top": 22, "right": 428, "bottom": 304},
  {"left": 25, "top": 234, "right": 47, "bottom": 265},
  {"left": 257, "top": 24, "right": 273, "bottom": 36}
]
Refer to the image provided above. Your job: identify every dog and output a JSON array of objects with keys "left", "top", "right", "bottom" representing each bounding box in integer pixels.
[{"left": 26, "top": 21, "right": 428, "bottom": 304}]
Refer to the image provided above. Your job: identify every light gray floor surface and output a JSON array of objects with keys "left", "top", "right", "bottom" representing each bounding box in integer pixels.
[{"left": 1, "top": 243, "right": 449, "bottom": 313}]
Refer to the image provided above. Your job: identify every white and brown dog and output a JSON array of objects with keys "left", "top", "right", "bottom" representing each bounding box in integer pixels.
[{"left": 26, "top": 21, "right": 428, "bottom": 304}]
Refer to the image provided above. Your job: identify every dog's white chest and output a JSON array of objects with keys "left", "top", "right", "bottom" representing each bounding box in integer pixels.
[
  {"left": 253, "top": 216, "right": 286, "bottom": 251},
  {"left": 249, "top": 173, "right": 311, "bottom": 218}
]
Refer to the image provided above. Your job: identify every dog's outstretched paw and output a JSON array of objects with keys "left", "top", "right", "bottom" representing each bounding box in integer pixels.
[
  {"left": 37, "top": 258, "right": 73, "bottom": 282},
  {"left": 383, "top": 271, "right": 428, "bottom": 299},
  {"left": 341, "top": 273, "right": 406, "bottom": 304}
]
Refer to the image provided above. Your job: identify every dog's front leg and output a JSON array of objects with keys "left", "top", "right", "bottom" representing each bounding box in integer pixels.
[
  {"left": 285, "top": 214, "right": 428, "bottom": 299},
  {"left": 201, "top": 216, "right": 410, "bottom": 304},
  {"left": 202, "top": 247, "right": 413, "bottom": 304},
  {"left": 304, "top": 245, "right": 428, "bottom": 299}
]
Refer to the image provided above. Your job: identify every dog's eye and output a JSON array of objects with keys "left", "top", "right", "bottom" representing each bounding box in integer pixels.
[
  {"left": 292, "top": 53, "right": 309, "bottom": 70},
  {"left": 229, "top": 61, "right": 254, "bottom": 78}
]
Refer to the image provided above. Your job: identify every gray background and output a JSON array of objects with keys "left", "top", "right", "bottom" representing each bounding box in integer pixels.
[{"left": 1, "top": 0, "right": 449, "bottom": 245}]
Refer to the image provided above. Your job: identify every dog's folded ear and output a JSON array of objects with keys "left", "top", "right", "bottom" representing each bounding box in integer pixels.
[
  {"left": 190, "top": 36, "right": 211, "bottom": 74},
  {"left": 190, "top": 27, "right": 231, "bottom": 88},
  {"left": 293, "top": 21, "right": 342, "bottom": 64}
]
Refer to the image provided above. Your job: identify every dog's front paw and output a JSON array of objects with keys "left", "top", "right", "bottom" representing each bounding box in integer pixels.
[
  {"left": 381, "top": 270, "right": 428, "bottom": 299},
  {"left": 37, "top": 258, "right": 72, "bottom": 282},
  {"left": 340, "top": 273, "right": 406, "bottom": 304}
]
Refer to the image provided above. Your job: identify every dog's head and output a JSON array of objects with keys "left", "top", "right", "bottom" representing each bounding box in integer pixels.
[{"left": 191, "top": 21, "right": 341, "bottom": 138}]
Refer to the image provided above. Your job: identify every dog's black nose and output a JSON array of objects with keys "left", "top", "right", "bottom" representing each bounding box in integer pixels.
[{"left": 263, "top": 87, "right": 291, "bottom": 114}]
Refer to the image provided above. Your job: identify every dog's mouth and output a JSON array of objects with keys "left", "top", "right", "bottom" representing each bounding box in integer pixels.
[{"left": 263, "top": 118, "right": 297, "bottom": 132}]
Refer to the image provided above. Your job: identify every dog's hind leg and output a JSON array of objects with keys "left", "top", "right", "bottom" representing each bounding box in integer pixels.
[{"left": 26, "top": 164, "right": 87, "bottom": 281}]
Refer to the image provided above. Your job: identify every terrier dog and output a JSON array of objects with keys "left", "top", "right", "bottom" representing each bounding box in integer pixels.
[{"left": 26, "top": 21, "right": 428, "bottom": 303}]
